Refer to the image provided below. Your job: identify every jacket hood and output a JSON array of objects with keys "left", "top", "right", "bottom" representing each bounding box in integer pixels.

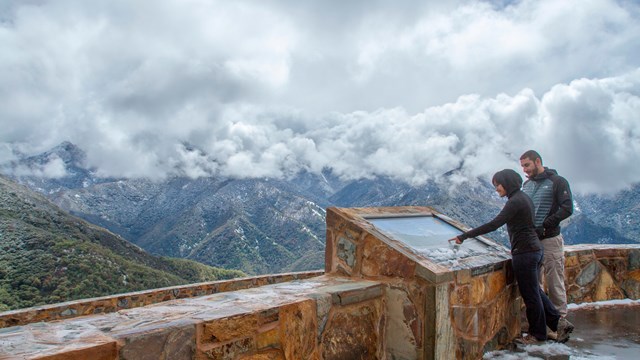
[
  {"left": 531, "top": 167, "right": 558, "bottom": 180},
  {"left": 493, "top": 169, "right": 523, "bottom": 197}
]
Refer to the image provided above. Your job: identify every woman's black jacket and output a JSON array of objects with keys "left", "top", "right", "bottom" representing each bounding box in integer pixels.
[{"left": 457, "top": 171, "right": 542, "bottom": 255}]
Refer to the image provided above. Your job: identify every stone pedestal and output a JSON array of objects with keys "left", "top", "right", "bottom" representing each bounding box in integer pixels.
[{"left": 325, "top": 206, "right": 520, "bottom": 360}]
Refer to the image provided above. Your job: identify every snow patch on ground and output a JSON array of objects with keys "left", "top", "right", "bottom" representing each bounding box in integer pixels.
[
  {"left": 484, "top": 341, "right": 615, "bottom": 359},
  {"left": 568, "top": 298, "right": 640, "bottom": 310}
]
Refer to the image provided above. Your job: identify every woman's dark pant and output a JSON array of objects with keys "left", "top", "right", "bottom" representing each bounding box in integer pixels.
[{"left": 512, "top": 250, "right": 560, "bottom": 340}]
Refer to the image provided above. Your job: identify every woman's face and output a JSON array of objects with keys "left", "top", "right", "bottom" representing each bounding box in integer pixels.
[{"left": 494, "top": 182, "right": 507, "bottom": 197}]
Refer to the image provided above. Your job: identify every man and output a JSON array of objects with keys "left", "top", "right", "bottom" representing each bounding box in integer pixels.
[{"left": 519, "top": 150, "right": 574, "bottom": 342}]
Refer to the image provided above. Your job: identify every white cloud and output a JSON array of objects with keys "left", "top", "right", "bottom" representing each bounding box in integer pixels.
[
  {"left": 539, "top": 71, "right": 640, "bottom": 193},
  {"left": 0, "top": 144, "right": 16, "bottom": 164},
  {"left": 7, "top": 155, "right": 67, "bottom": 179},
  {"left": 0, "top": 0, "right": 639, "bottom": 194}
]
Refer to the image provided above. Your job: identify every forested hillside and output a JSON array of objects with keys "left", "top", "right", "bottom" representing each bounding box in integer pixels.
[{"left": 0, "top": 175, "right": 244, "bottom": 311}]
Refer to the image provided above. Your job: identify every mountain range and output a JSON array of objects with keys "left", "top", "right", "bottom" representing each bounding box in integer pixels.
[{"left": 1, "top": 142, "right": 637, "bottom": 278}]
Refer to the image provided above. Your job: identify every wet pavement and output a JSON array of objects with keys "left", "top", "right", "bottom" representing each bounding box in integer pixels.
[
  {"left": 566, "top": 304, "right": 640, "bottom": 358},
  {"left": 485, "top": 304, "right": 640, "bottom": 359}
]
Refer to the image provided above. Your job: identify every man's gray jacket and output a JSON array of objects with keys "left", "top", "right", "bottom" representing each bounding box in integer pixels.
[{"left": 522, "top": 168, "right": 573, "bottom": 239}]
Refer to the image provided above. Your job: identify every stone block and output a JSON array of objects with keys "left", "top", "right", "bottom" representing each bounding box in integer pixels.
[
  {"left": 470, "top": 306, "right": 490, "bottom": 340},
  {"left": 200, "top": 314, "right": 258, "bottom": 344},
  {"left": 434, "top": 283, "right": 456, "bottom": 359},
  {"left": 594, "top": 248, "right": 627, "bottom": 259},
  {"left": 629, "top": 249, "right": 640, "bottom": 271},
  {"left": 598, "top": 258, "right": 628, "bottom": 283},
  {"left": 33, "top": 342, "right": 118, "bottom": 360},
  {"left": 325, "top": 210, "right": 341, "bottom": 228},
  {"left": 487, "top": 291, "right": 510, "bottom": 339},
  {"left": 482, "top": 327, "right": 510, "bottom": 354},
  {"left": 567, "top": 283, "right": 592, "bottom": 304},
  {"left": 621, "top": 278, "right": 640, "bottom": 299},
  {"left": 507, "top": 289, "right": 522, "bottom": 337},
  {"left": 332, "top": 284, "right": 383, "bottom": 306},
  {"left": 451, "top": 284, "right": 471, "bottom": 306},
  {"left": 256, "top": 323, "right": 280, "bottom": 351},
  {"left": 325, "top": 229, "right": 335, "bottom": 271},
  {"left": 576, "top": 261, "right": 600, "bottom": 286},
  {"left": 451, "top": 307, "right": 481, "bottom": 338},
  {"left": 199, "top": 337, "right": 254, "bottom": 360},
  {"left": 279, "top": 300, "right": 317, "bottom": 360},
  {"left": 406, "top": 280, "right": 429, "bottom": 316},
  {"left": 456, "top": 269, "right": 472, "bottom": 285},
  {"left": 385, "top": 287, "right": 420, "bottom": 358},
  {"left": 238, "top": 349, "right": 285, "bottom": 360},
  {"left": 471, "top": 263, "right": 502, "bottom": 277},
  {"left": 415, "top": 263, "right": 454, "bottom": 284},
  {"left": 219, "top": 278, "right": 253, "bottom": 292},
  {"left": 258, "top": 308, "right": 279, "bottom": 325},
  {"left": 594, "top": 268, "right": 625, "bottom": 301},
  {"left": 362, "top": 235, "right": 416, "bottom": 278},
  {"left": 308, "top": 292, "right": 332, "bottom": 340},
  {"left": 119, "top": 324, "right": 195, "bottom": 360},
  {"left": 565, "top": 254, "right": 580, "bottom": 268},
  {"left": 567, "top": 248, "right": 593, "bottom": 256},
  {"left": 470, "top": 276, "right": 486, "bottom": 305},
  {"left": 565, "top": 266, "right": 582, "bottom": 285},
  {"left": 486, "top": 270, "right": 506, "bottom": 302},
  {"left": 629, "top": 269, "right": 640, "bottom": 281},
  {"left": 454, "top": 333, "right": 484, "bottom": 360},
  {"left": 478, "top": 304, "right": 499, "bottom": 343},
  {"left": 321, "top": 302, "right": 382, "bottom": 360},
  {"left": 578, "top": 252, "right": 595, "bottom": 266},
  {"left": 337, "top": 235, "right": 357, "bottom": 269},
  {"left": 335, "top": 264, "right": 353, "bottom": 277}
]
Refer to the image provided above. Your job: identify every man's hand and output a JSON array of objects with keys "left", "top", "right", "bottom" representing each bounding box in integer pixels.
[{"left": 543, "top": 216, "right": 557, "bottom": 229}]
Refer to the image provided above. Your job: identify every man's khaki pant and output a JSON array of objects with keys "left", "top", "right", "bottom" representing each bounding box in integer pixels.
[{"left": 539, "top": 234, "right": 568, "bottom": 317}]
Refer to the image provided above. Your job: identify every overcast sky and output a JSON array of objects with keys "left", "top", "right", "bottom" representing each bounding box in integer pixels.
[{"left": 1, "top": 0, "right": 639, "bottom": 194}]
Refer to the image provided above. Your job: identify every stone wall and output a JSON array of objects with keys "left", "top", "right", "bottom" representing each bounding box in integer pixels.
[
  {"left": 0, "top": 271, "right": 323, "bottom": 329},
  {"left": 565, "top": 245, "right": 640, "bottom": 304},
  {"left": 0, "top": 276, "right": 386, "bottom": 360}
]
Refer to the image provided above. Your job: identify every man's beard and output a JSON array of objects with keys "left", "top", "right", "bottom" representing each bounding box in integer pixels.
[{"left": 529, "top": 167, "right": 540, "bottom": 178}]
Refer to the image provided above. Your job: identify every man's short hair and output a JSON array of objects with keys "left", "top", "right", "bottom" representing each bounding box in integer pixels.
[{"left": 520, "top": 150, "right": 543, "bottom": 163}]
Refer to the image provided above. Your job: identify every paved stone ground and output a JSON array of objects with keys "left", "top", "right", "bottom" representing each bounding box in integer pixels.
[
  {"left": 566, "top": 304, "right": 640, "bottom": 358},
  {"left": 484, "top": 304, "right": 640, "bottom": 359}
]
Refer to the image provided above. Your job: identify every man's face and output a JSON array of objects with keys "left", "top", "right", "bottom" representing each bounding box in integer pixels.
[{"left": 520, "top": 157, "right": 540, "bottom": 178}]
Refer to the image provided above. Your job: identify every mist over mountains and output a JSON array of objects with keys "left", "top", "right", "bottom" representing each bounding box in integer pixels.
[{"left": 1, "top": 142, "right": 637, "bottom": 276}]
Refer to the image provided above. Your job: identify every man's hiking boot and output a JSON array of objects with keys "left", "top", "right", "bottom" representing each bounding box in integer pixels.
[{"left": 556, "top": 318, "right": 574, "bottom": 343}]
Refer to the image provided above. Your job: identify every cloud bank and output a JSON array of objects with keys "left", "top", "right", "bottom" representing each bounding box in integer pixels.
[{"left": 1, "top": 0, "right": 639, "bottom": 194}]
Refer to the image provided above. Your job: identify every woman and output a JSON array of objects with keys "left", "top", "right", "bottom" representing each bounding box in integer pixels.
[{"left": 449, "top": 169, "right": 560, "bottom": 344}]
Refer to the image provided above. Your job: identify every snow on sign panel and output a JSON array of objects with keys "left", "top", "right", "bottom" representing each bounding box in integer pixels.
[
  {"left": 367, "top": 215, "right": 460, "bottom": 248},
  {"left": 367, "top": 215, "right": 500, "bottom": 269}
]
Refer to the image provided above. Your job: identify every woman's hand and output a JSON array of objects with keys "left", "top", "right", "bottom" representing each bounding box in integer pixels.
[{"left": 448, "top": 236, "right": 463, "bottom": 245}]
